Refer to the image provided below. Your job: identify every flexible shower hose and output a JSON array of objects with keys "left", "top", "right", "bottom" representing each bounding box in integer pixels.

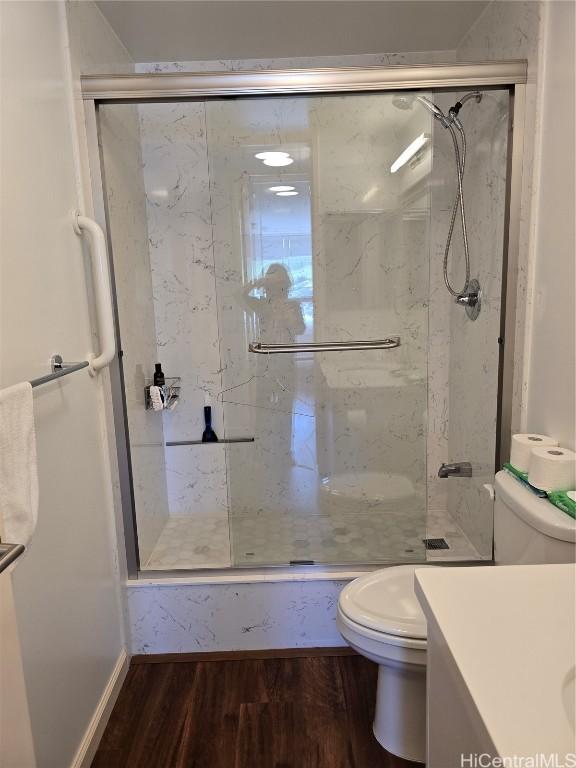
[{"left": 443, "top": 118, "right": 471, "bottom": 297}]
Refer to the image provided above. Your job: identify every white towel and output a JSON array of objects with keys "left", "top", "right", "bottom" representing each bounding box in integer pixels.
[{"left": 0, "top": 383, "right": 39, "bottom": 547}]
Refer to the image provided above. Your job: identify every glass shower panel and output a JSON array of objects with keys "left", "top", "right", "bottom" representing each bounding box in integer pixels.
[
  {"left": 98, "top": 103, "right": 173, "bottom": 569},
  {"left": 204, "top": 93, "right": 432, "bottom": 565}
]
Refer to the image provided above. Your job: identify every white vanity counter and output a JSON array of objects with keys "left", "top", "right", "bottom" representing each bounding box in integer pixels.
[{"left": 415, "top": 564, "right": 576, "bottom": 764}]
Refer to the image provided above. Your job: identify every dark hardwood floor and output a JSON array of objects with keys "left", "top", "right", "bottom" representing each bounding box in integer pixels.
[{"left": 92, "top": 653, "right": 423, "bottom": 768}]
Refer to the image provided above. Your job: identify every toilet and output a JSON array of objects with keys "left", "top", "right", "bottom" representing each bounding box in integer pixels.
[{"left": 337, "top": 470, "right": 576, "bottom": 763}]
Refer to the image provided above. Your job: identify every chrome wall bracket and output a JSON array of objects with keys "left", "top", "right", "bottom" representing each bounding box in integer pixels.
[{"left": 51, "top": 354, "right": 78, "bottom": 372}]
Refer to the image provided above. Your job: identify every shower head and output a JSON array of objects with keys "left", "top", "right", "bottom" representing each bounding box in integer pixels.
[{"left": 415, "top": 96, "right": 451, "bottom": 127}]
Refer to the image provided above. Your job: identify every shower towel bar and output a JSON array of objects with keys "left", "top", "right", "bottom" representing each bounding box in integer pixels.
[
  {"left": 30, "top": 355, "right": 89, "bottom": 389},
  {"left": 249, "top": 337, "right": 400, "bottom": 354}
]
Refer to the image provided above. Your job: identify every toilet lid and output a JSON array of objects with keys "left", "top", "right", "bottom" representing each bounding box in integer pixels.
[{"left": 339, "top": 565, "right": 428, "bottom": 639}]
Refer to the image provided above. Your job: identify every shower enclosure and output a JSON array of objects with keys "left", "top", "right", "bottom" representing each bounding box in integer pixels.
[{"left": 83, "top": 62, "right": 526, "bottom": 575}]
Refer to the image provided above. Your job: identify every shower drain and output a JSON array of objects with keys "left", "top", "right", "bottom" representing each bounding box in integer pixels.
[{"left": 423, "top": 537, "right": 450, "bottom": 550}]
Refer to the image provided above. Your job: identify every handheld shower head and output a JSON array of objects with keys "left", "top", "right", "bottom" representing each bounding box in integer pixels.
[{"left": 415, "top": 96, "right": 451, "bottom": 127}]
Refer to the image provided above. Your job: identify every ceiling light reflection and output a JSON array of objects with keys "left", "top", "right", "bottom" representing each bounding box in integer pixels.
[
  {"left": 263, "top": 156, "right": 294, "bottom": 167},
  {"left": 390, "top": 133, "right": 429, "bottom": 173},
  {"left": 255, "top": 151, "right": 290, "bottom": 160}
]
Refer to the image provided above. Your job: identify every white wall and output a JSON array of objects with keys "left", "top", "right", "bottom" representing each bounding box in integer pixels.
[
  {"left": 0, "top": 577, "right": 36, "bottom": 767},
  {"left": 97, "top": 0, "right": 483, "bottom": 62},
  {"left": 525, "top": 0, "right": 575, "bottom": 450},
  {"left": 0, "top": 2, "right": 126, "bottom": 766}
]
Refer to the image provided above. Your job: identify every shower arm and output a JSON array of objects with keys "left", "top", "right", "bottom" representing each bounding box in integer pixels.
[{"left": 449, "top": 91, "right": 482, "bottom": 118}]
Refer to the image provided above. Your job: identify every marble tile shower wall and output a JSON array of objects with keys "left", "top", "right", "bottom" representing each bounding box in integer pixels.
[
  {"left": 135, "top": 51, "right": 455, "bottom": 77},
  {"left": 423, "top": 89, "right": 509, "bottom": 530},
  {"left": 138, "top": 86, "right": 439, "bottom": 544},
  {"left": 139, "top": 104, "right": 229, "bottom": 535},
  {"left": 442, "top": 88, "right": 509, "bottom": 557}
]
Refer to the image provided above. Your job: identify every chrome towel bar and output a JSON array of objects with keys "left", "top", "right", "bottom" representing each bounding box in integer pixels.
[
  {"left": 30, "top": 355, "right": 89, "bottom": 389},
  {"left": 249, "top": 337, "right": 400, "bottom": 354},
  {"left": 0, "top": 543, "right": 25, "bottom": 575}
]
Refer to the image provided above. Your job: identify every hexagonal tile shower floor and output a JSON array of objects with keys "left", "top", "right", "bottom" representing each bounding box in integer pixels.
[{"left": 143, "top": 506, "right": 481, "bottom": 570}]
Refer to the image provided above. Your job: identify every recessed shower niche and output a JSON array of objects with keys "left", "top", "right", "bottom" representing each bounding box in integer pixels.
[{"left": 91, "top": 65, "right": 518, "bottom": 573}]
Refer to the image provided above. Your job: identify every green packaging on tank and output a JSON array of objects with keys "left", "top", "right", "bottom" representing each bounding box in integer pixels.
[
  {"left": 503, "top": 462, "right": 547, "bottom": 497},
  {"left": 546, "top": 490, "right": 576, "bottom": 520}
]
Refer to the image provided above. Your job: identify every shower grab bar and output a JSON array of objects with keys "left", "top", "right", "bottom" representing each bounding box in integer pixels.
[
  {"left": 249, "top": 337, "right": 400, "bottom": 354},
  {"left": 72, "top": 211, "right": 116, "bottom": 374}
]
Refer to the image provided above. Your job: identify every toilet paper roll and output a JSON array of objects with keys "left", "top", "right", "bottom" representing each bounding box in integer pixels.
[
  {"left": 527, "top": 446, "right": 576, "bottom": 492},
  {"left": 510, "top": 434, "right": 558, "bottom": 472}
]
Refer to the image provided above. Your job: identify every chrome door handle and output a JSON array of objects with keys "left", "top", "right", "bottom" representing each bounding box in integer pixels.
[{"left": 249, "top": 337, "right": 400, "bottom": 354}]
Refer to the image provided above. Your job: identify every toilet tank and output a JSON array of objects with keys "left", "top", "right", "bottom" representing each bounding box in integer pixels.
[{"left": 494, "top": 470, "right": 576, "bottom": 564}]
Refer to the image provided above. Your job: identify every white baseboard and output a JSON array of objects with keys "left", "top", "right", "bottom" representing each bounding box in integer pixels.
[{"left": 70, "top": 648, "right": 129, "bottom": 768}]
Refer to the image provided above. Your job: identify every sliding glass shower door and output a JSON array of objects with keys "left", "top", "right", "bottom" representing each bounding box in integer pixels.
[
  {"left": 97, "top": 83, "right": 510, "bottom": 571},
  {"left": 200, "top": 94, "right": 430, "bottom": 565}
]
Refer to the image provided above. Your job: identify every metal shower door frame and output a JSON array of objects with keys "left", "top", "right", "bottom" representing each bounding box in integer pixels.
[{"left": 81, "top": 61, "right": 527, "bottom": 579}]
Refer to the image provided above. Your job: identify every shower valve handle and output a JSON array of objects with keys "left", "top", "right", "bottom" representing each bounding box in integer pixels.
[
  {"left": 455, "top": 292, "right": 479, "bottom": 307},
  {"left": 455, "top": 279, "right": 482, "bottom": 320}
]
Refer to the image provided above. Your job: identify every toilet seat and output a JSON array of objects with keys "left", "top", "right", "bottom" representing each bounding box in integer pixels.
[
  {"left": 337, "top": 607, "right": 427, "bottom": 651},
  {"left": 339, "top": 565, "right": 429, "bottom": 640}
]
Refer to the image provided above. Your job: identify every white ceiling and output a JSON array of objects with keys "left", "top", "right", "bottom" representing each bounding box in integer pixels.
[{"left": 96, "top": 1, "right": 489, "bottom": 63}]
